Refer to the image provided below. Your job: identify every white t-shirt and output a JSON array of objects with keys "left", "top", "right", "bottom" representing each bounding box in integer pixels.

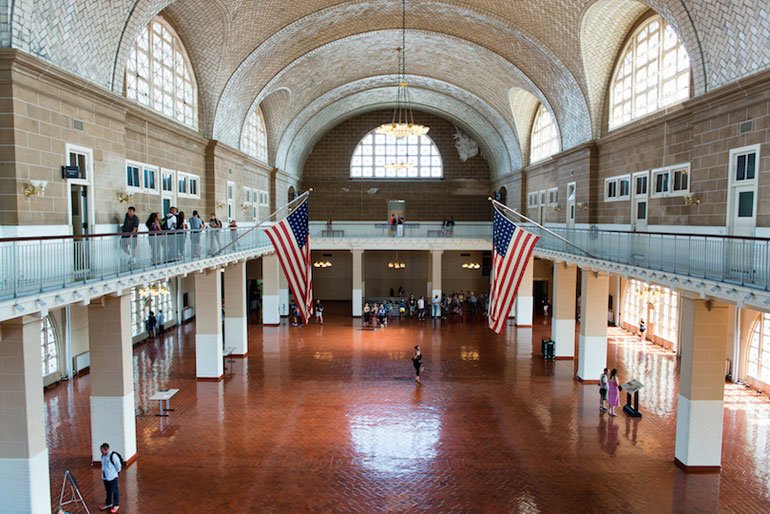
[{"left": 417, "top": 298, "right": 424, "bottom": 309}]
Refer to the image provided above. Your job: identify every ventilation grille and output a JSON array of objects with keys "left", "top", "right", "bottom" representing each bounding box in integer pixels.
[{"left": 740, "top": 121, "right": 753, "bottom": 134}]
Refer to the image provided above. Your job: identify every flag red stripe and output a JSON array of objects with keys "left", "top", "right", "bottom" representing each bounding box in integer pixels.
[
  {"left": 266, "top": 221, "right": 312, "bottom": 323},
  {"left": 492, "top": 233, "right": 537, "bottom": 332},
  {"left": 491, "top": 230, "right": 526, "bottom": 323}
]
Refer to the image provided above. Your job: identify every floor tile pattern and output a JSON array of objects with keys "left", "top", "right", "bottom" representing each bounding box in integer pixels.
[{"left": 45, "top": 304, "right": 770, "bottom": 513}]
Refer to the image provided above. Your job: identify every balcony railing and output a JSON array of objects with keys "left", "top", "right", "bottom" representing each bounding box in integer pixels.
[
  {"left": 309, "top": 221, "right": 493, "bottom": 239},
  {"left": 523, "top": 225, "right": 770, "bottom": 291},
  {"left": 0, "top": 228, "right": 272, "bottom": 300}
]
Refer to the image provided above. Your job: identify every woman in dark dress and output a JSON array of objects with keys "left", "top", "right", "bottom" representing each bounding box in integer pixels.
[{"left": 412, "top": 345, "right": 423, "bottom": 383}]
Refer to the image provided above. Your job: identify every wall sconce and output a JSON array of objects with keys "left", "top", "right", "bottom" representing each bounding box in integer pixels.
[
  {"left": 216, "top": 202, "right": 225, "bottom": 209},
  {"left": 683, "top": 195, "right": 701, "bottom": 206},
  {"left": 241, "top": 203, "right": 251, "bottom": 211},
  {"left": 117, "top": 191, "right": 134, "bottom": 203},
  {"left": 576, "top": 202, "right": 588, "bottom": 211},
  {"left": 552, "top": 205, "right": 561, "bottom": 212},
  {"left": 388, "top": 261, "right": 406, "bottom": 269},
  {"left": 23, "top": 180, "right": 47, "bottom": 197}
]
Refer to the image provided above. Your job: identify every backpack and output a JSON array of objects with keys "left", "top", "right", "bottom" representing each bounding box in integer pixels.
[
  {"left": 161, "top": 213, "right": 174, "bottom": 230},
  {"left": 111, "top": 451, "right": 124, "bottom": 471}
]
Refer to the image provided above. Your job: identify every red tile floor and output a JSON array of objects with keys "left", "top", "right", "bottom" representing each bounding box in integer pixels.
[{"left": 45, "top": 303, "right": 770, "bottom": 513}]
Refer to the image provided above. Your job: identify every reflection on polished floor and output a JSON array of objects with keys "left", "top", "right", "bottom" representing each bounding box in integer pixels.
[{"left": 46, "top": 303, "right": 770, "bottom": 512}]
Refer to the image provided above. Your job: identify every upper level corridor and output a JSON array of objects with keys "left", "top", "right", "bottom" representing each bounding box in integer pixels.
[
  {"left": 2, "top": 221, "right": 770, "bottom": 321},
  {"left": 42, "top": 305, "right": 770, "bottom": 512}
]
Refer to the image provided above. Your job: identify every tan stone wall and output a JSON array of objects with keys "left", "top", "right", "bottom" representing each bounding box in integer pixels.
[{"left": 301, "top": 110, "right": 492, "bottom": 221}]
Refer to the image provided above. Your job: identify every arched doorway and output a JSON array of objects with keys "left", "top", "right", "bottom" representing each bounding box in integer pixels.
[
  {"left": 496, "top": 186, "right": 507, "bottom": 205},
  {"left": 288, "top": 186, "right": 296, "bottom": 202}
]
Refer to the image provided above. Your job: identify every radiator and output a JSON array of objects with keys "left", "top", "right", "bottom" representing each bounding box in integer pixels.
[
  {"left": 73, "top": 351, "right": 90, "bottom": 374},
  {"left": 183, "top": 307, "right": 194, "bottom": 322}
]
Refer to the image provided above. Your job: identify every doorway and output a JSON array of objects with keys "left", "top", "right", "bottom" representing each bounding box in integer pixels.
[
  {"left": 387, "top": 200, "right": 405, "bottom": 221},
  {"left": 66, "top": 145, "right": 94, "bottom": 277},
  {"left": 631, "top": 171, "right": 648, "bottom": 232},
  {"left": 538, "top": 190, "right": 546, "bottom": 224},
  {"left": 727, "top": 146, "right": 759, "bottom": 237},
  {"left": 566, "top": 182, "right": 575, "bottom": 228}
]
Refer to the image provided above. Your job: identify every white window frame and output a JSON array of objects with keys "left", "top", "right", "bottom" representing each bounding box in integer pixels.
[
  {"left": 604, "top": 174, "right": 631, "bottom": 202},
  {"left": 241, "top": 106, "right": 268, "bottom": 163},
  {"left": 651, "top": 163, "right": 690, "bottom": 198},
  {"left": 176, "top": 171, "right": 200, "bottom": 199},
  {"left": 244, "top": 187, "right": 252, "bottom": 205},
  {"left": 259, "top": 189, "right": 269, "bottom": 207},
  {"left": 161, "top": 168, "right": 175, "bottom": 193},
  {"left": 527, "top": 192, "right": 538, "bottom": 209},
  {"left": 143, "top": 165, "right": 159, "bottom": 194},
  {"left": 125, "top": 160, "right": 143, "bottom": 192},
  {"left": 726, "top": 144, "right": 761, "bottom": 228},
  {"left": 350, "top": 129, "right": 443, "bottom": 179},
  {"left": 633, "top": 170, "right": 649, "bottom": 198},
  {"left": 547, "top": 187, "right": 558, "bottom": 206},
  {"left": 227, "top": 181, "right": 235, "bottom": 221},
  {"left": 530, "top": 104, "right": 559, "bottom": 163}
]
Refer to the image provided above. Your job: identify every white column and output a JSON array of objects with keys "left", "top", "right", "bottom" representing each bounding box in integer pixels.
[
  {"left": 430, "top": 249, "right": 442, "bottom": 300},
  {"left": 675, "top": 297, "right": 728, "bottom": 469},
  {"left": 194, "top": 269, "right": 223, "bottom": 380},
  {"left": 0, "top": 316, "right": 50, "bottom": 514},
  {"left": 262, "top": 254, "right": 280, "bottom": 325},
  {"left": 576, "top": 270, "right": 609, "bottom": 382},
  {"left": 352, "top": 249, "right": 363, "bottom": 316},
  {"left": 279, "top": 270, "right": 289, "bottom": 317},
  {"left": 551, "top": 262, "right": 577, "bottom": 358},
  {"left": 89, "top": 294, "right": 137, "bottom": 463},
  {"left": 224, "top": 261, "right": 248, "bottom": 356},
  {"left": 515, "top": 255, "right": 534, "bottom": 326}
]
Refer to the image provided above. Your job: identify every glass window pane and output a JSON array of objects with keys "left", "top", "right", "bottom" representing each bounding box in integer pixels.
[{"left": 738, "top": 191, "right": 754, "bottom": 218}]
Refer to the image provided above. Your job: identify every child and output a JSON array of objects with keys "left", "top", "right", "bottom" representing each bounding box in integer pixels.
[{"left": 314, "top": 300, "right": 324, "bottom": 325}]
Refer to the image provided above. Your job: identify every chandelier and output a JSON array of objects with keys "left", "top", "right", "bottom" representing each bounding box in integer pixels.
[
  {"left": 139, "top": 283, "right": 170, "bottom": 297},
  {"left": 313, "top": 260, "right": 333, "bottom": 268},
  {"left": 376, "top": 0, "right": 429, "bottom": 142},
  {"left": 388, "top": 251, "right": 406, "bottom": 269},
  {"left": 462, "top": 262, "right": 481, "bottom": 270}
]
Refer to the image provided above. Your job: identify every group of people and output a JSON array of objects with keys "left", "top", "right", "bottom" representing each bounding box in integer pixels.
[
  {"left": 144, "top": 310, "right": 166, "bottom": 337},
  {"left": 120, "top": 205, "right": 240, "bottom": 266},
  {"left": 290, "top": 299, "right": 324, "bottom": 326},
  {"left": 599, "top": 368, "right": 623, "bottom": 416},
  {"left": 361, "top": 289, "right": 488, "bottom": 327},
  {"left": 440, "top": 216, "right": 455, "bottom": 236},
  {"left": 388, "top": 213, "right": 406, "bottom": 237}
]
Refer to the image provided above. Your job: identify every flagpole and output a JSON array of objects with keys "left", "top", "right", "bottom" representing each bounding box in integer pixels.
[
  {"left": 489, "top": 197, "right": 596, "bottom": 259},
  {"left": 214, "top": 189, "right": 312, "bottom": 257}
]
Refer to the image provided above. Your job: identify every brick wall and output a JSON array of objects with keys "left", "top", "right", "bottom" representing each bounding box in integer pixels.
[{"left": 301, "top": 110, "right": 492, "bottom": 221}]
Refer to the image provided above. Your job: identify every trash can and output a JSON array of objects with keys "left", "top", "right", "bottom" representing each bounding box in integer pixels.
[{"left": 541, "top": 338, "right": 555, "bottom": 359}]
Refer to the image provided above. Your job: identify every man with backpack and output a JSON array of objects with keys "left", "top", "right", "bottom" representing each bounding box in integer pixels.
[
  {"left": 162, "top": 207, "right": 178, "bottom": 261},
  {"left": 99, "top": 442, "right": 122, "bottom": 512}
]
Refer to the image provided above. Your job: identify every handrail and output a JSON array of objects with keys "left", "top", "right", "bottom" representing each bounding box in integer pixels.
[
  {"left": 0, "top": 227, "right": 234, "bottom": 243},
  {"left": 539, "top": 225, "right": 770, "bottom": 242}
]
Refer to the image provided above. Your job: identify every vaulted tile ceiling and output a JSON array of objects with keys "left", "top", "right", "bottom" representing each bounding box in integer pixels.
[{"left": 10, "top": 0, "right": 770, "bottom": 177}]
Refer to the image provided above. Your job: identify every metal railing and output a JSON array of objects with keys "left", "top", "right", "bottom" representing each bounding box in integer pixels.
[
  {"left": 523, "top": 225, "right": 770, "bottom": 291},
  {"left": 309, "top": 221, "right": 493, "bottom": 239},
  {"left": 0, "top": 228, "right": 272, "bottom": 300}
]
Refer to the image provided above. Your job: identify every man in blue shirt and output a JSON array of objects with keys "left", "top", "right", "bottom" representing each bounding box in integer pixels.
[{"left": 99, "top": 442, "right": 122, "bottom": 512}]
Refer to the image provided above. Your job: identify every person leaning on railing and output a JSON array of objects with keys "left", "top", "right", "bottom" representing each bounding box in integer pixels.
[
  {"left": 208, "top": 213, "right": 222, "bottom": 253},
  {"left": 146, "top": 212, "right": 162, "bottom": 265}
]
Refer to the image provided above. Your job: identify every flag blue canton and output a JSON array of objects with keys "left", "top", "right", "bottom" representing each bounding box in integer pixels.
[
  {"left": 493, "top": 209, "right": 515, "bottom": 256},
  {"left": 287, "top": 199, "right": 309, "bottom": 249}
]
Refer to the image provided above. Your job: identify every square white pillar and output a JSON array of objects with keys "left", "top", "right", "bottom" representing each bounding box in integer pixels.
[
  {"left": 224, "top": 262, "right": 248, "bottom": 355},
  {"left": 352, "top": 249, "right": 363, "bottom": 316},
  {"left": 262, "top": 254, "right": 280, "bottom": 325},
  {"left": 515, "top": 256, "right": 534, "bottom": 326},
  {"left": 194, "top": 269, "right": 223, "bottom": 379},
  {"left": 576, "top": 270, "right": 609, "bottom": 382}
]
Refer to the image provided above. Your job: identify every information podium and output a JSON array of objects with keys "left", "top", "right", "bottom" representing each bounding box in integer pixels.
[
  {"left": 59, "top": 469, "right": 90, "bottom": 513},
  {"left": 621, "top": 379, "right": 644, "bottom": 418}
]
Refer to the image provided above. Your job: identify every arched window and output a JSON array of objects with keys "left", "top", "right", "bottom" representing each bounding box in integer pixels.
[
  {"left": 126, "top": 17, "right": 198, "bottom": 129},
  {"left": 530, "top": 104, "right": 559, "bottom": 163},
  {"left": 748, "top": 313, "right": 770, "bottom": 384},
  {"left": 41, "top": 315, "right": 58, "bottom": 377},
  {"left": 609, "top": 15, "right": 690, "bottom": 129},
  {"left": 241, "top": 107, "right": 268, "bottom": 162},
  {"left": 350, "top": 130, "right": 442, "bottom": 179}
]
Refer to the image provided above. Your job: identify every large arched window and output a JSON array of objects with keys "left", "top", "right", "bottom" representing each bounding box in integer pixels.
[
  {"left": 350, "top": 130, "right": 442, "bottom": 179},
  {"left": 530, "top": 104, "right": 559, "bottom": 163},
  {"left": 609, "top": 15, "right": 690, "bottom": 129},
  {"left": 241, "top": 107, "right": 268, "bottom": 162},
  {"left": 41, "top": 315, "right": 58, "bottom": 377},
  {"left": 126, "top": 16, "right": 198, "bottom": 129},
  {"left": 749, "top": 313, "right": 770, "bottom": 384}
]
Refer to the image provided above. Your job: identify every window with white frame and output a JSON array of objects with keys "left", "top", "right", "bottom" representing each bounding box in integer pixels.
[
  {"left": 241, "top": 106, "right": 268, "bottom": 162},
  {"left": 126, "top": 17, "right": 198, "bottom": 129},
  {"left": 609, "top": 15, "right": 690, "bottom": 129},
  {"left": 547, "top": 187, "right": 558, "bottom": 206},
  {"left": 527, "top": 192, "right": 538, "bottom": 210},
  {"left": 161, "top": 169, "right": 175, "bottom": 193},
  {"left": 634, "top": 171, "right": 648, "bottom": 196},
  {"left": 131, "top": 282, "right": 174, "bottom": 337},
  {"left": 259, "top": 190, "right": 269, "bottom": 207},
  {"left": 530, "top": 104, "right": 559, "bottom": 163},
  {"left": 350, "top": 130, "right": 443, "bottom": 179},
  {"left": 651, "top": 163, "right": 689, "bottom": 198},
  {"left": 176, "top": 172, "right": 200, "bottom": 198},
  {"left": 244, "top": 187, "right": 252, "bottom": 205},
  {"left": 41, "top": 315, "right": 58, "bottom": 377},
  {"left": 749, "top": 313, "right": 770, "bottom": 385},
  {"left": 567, "top": 182, "right": 576, "bottom": 202},
  {"left": 604, "top": 174, "right": 631, "bottom": 201},
  {"left": 126, "top": 161, "right": 159, "bottom": 193},
  {"left": 227, "top": 181, "right": 234, "bottom": 220}
]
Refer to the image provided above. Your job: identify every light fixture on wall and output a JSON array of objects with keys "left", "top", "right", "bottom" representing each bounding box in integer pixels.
[
  {"left": 576, "top": 202, "right": 588, "bottom": 211},
  {"left": 376, "top": 0, "right": 429, "bottom": 141},
  {"left": 117, "top": 191, "right": 134, "bottom": 203},
  {"left": 461, "top": 262, "right": 481, "bottom": 270},
  {"left": 552, "top": 205, "right": 561, "bottom": 212},
  {"left": 216, "top": 202, "right": 225, "bottom": 209},
  {"left": 23, "top": 180, "right": 47, "bottom": 197},
  {"left": 683, "top": 194, "right": 701, "bottom": 206},
  {"left": 241, "top": 203, "right": 251, "bottom": 211},
  {"left": 313, "top": 260, "right": 333, "bottom": 268}
]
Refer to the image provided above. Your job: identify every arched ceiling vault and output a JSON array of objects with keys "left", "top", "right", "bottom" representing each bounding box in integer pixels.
[
  {"left": 275, "top": 78, "right": 518, "bottom": 178},
  {"left": 9, "top": 0, "right": 770, "bottom": 171}
]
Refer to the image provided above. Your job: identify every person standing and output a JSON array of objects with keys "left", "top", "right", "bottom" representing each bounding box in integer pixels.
[
  {"left": 396, "top": 215, "right": 404, "bottom": 237},
  {"left": 162, "top": 207, "right": 178, "bottom": 261},
  {"left": 607, "top": 368, "right": 622, "bottom": 416},
  {"left": 98, "top": 443, "right": 121, "bottom": 512},
  {"left": 157, "top": 309, "right": 165, "bottom": 334},
  {"left": 314, "top": 299, "right": 324, "bottom": 325},
  {"left": 177, "top": 211, "right": 188, "bottom": 258},
  {"left": 146, "top": 311, "right": 156, "bottom": 337},
  {"left": 379, "top": 303, "right": 387, "bottom": 327},
  {"left": 189, "top": 210, "right": 204, "bottom": 257},
  {"left": 599, "top": 368, "right": 609, "bottom": 412},
  {"left": 389, "top": 214, "right": 397, "bottom": 237},
  {"left": 229, "top": 219, "right": 239, "bottom": 250},
  {"left": 120, "top": 206, "right": 139, "bottom": 265},
  {"left": 543, "top": 299, "right": 550, "bottom": 318},
  {"left": 412, "top": 345, "right": 423, "bottom": 384},
  {"left": 417, "top": 296, "right": 425, "bottom": 320},
  {"left": 363, "top": 302, "right": 371, "bottom": 326},
  {"left": 446, "top": 216, "right": 455, "bottom": 236},
  {"left": 145, "top": 212, "right": 161, "bottom": 265},
  {"left": 639, "top": 318, "right": 647, "bottom": 342},
  {"left": 432, "top": 295, "right": 440, "bottom": 319},
  {"left": 208, "top": 213, "right": 222, "bottom": 253},
  {"left": 468, "top": 292, "right": 478, "bottom": 318},
  {"left": 408, "top": 294, "right": 416, "bottom": 318}
]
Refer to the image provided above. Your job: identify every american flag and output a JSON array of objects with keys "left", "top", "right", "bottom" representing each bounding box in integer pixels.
[
  {"left": 265, "top": 197, "right": 313, "bottom": 324},
  {"left": 488, "top": 206, "right": 539, "bottom": 334}
]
